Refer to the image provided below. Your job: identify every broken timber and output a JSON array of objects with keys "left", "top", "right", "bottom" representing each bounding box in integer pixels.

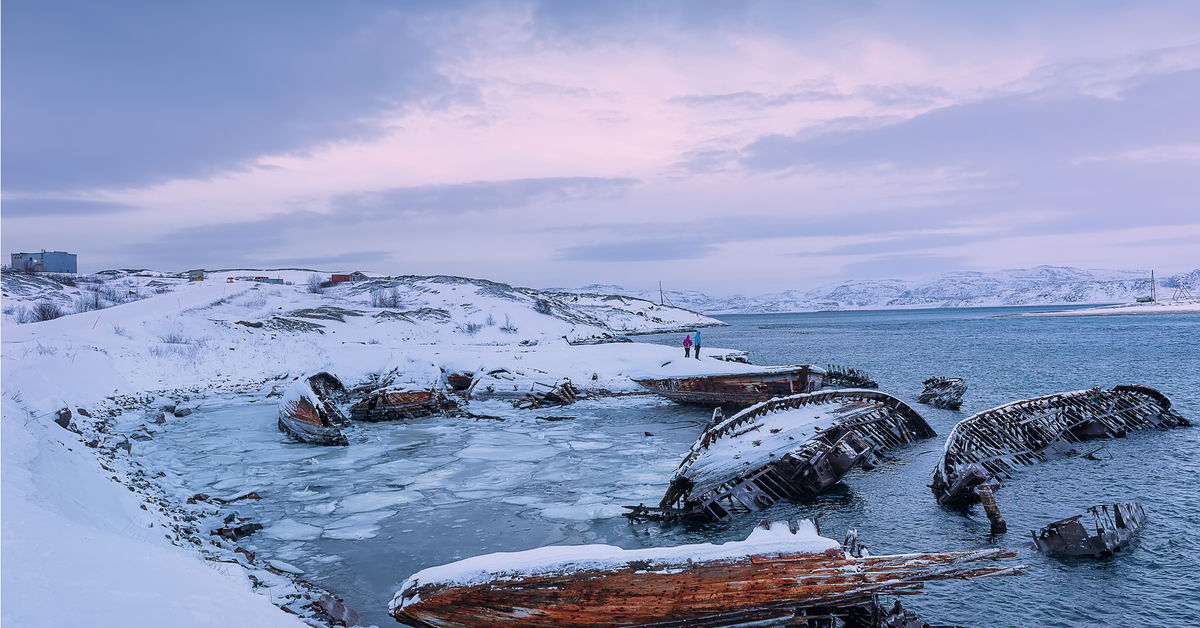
[
  {"left": 390, "top": 519, "right": 1024, "bottom": 628},
  {"left": 645, "top": 389, "right": 935, "bottom": 522},
  {"left": 277, "top": 375, "right": 350, "bottom": 446},
  {"left": 932, "top": 385, "right": 1189, "bottom": 507},
  {"left": 1033, "top": 502, "right": 1146, "bottom": 558},
  {"left": 823, "top": 364, "right": 879, "bottom": 389},
  {"left": 633, "top": 365, "right": 826, "bottom": 407},
  {"left": 917, "top": 376, "right": 967, "bottom": 410}
]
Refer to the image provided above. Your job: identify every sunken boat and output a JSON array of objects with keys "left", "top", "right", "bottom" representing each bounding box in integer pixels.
[
  {"left": 642, "top": 389, "right": 934, "bottom": 522},
  {"left": 1033, "top": 502, "right": 1146, "bottom": 558},
  {"left": 918, "top": 376, "right": 967, "bottom": 410},
  {"left": 350, "top": 388, "right": 457, "bottom": 421},
  {"left": 278, "top": 377, "right": 350, "bottom": 446},
  {"left": 466, "top": 367, "right": 579, "bottom": 408},
  {"left": 932, "top": 385, "right": 1189, "bottom": 507},
  {"left": 390, "top": 519, "right": 1023, "bottom": 628},
  {"left": 633, "top": 365, "right": 827, "bottom": 407}
]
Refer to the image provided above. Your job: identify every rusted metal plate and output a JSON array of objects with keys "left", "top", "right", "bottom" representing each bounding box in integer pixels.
[{"left": 932, "top": 385, "right": 1189, "bottom": 506}]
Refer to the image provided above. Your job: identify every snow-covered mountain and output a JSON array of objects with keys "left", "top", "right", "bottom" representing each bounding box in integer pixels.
[{"left": 575, "top": 266, "right": 1200, "bottom": 313}]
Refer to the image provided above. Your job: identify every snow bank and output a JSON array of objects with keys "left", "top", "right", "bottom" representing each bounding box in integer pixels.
[{"left": 1, "top": 397, "right": 304, "bottom": 628}]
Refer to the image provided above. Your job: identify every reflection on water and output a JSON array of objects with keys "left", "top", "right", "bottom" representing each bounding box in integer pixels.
[{"left": 124, "top": 306, "right": 1200, "bottom": 627}]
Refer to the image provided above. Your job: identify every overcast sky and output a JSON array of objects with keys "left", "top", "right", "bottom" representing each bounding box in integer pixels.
[{"left": 3, "top": 1, "right": 1198, "bottom": 293}]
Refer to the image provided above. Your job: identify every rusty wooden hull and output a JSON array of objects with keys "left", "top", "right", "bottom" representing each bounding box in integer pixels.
[
  {"left": 932, "top": 385, "right": 1189, "bottom": 505},
  {"left": 278, "top": 384, "right": 348, "bottom": 446},
  {"left": 917, "top": 376, "right": 967, "bottom": 410},
  {"left": 350, "top": 390, "right": 455, "bottom": 421},
  {"left": 652, "top": 390, "right": 934, "bottom": 522},
  {"left": 391, "top": 521, "right": 1021, "bottom": 627},
  {"left": 634, "top": 365, "right": 824, "bottom": 407}
]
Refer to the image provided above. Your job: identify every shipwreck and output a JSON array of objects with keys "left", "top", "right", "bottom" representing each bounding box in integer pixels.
[
  {"left": 277, "top": 375, "right": 350, "bottom": 446},
  {"left": 1033, "top": 502, "right": 1146, "bottom": 558},
  {"left": 931, "top": 385, "right": 1189, "bottom": 508},
  {"left": 350, "top": 388, "right": 457, "bottom": 421},
  {"left": 466, "top": 367, "right": 579, "bottom": 408},
  {"left": 917, "top": 376, "right": 967, "bottom": 410},
  {"left": 390, "top": 519, "right": 1024, "bottom": 628},
  {"left": 634, "top": 365, "right": 827, "bottom": 407},
  {"left": 639, "top": 389, "right": 935, "bottom": 522}
]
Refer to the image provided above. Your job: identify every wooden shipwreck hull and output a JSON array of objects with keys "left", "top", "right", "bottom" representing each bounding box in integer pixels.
[
  {"left": 278, "top": 378, "right": 349, "bottom": 446},
  {"left": 917, "top": 376, "right": 967, "bottom": 410},
  {"left": 932, "top": 385, "right": 1189, "bottom": 506},
  {"left": 1033, "top": 502, "right": 1146, "bottom": 558},
  {"left": 634, "top": 365, "right": 826, "bottom": 407},
  {"left": 350, "top": 389, "right": 457, "bottom": 421},
  {"left": 390, "top": 519, "right": 1024, "bottom": 627},
  {"left": 647, "top": 390, "right": 935, "bottom": 522}
]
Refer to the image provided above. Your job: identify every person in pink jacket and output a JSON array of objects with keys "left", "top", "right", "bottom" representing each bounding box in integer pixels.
[{"left": 683, "top": 334, "right": 693, "bottom": 358}]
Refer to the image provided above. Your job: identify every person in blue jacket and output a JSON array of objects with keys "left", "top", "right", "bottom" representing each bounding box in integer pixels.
[{"left": 693, "top": 330, "right": 701, "bottom": 359}]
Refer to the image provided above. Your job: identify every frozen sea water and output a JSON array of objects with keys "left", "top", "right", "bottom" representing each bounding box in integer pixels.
[{"left": 121, "top": 305, "right": 1200, "bottom": 627}]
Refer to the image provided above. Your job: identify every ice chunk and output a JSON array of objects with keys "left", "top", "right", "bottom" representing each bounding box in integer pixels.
[
  {"left": 337, "top": 490, "right": 420, "bottom": 514},
  {"left": 264, "top": 518, "right": 322, "bottom": 541}
]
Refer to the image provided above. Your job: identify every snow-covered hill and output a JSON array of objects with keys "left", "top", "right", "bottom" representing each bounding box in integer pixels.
[{"left": 578, "top": 266, "right": 1200, "bottom": 313}]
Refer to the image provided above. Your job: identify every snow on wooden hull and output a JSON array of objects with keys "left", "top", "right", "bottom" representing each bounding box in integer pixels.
[
  {"left": 467, "top": 367, "right": 579, "bottom": 408},
  {"left": 932, "top": 385, "right": 1189, "bottom": 506},
  {"left": 633, "top": 365, "right": 825, "bottom": 407},
  {"left": 1033, "top": 502, "right": 1146, "bottom": 558},
  {"left": 652, "top": 389, "right": 934, "bottom": 522},
  {"left": 278, "top": 379, "right": 349, "bottom": 446},
  {"left": 350, "top": 389, "right": 455, "bottom": 421},
  {"left": 917, "top": 376, "right": 967, "bottom": 410},
  {"left": 390, "top": 520, "right": 1023, "bottom": 627}
]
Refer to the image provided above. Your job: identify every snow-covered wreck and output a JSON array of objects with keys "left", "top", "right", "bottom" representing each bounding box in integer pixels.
[
  {"left": 641, "top": 389, "right": 935, "bottom": 522},
  {"left": 389, "top": 519, "right": 1024, "bottom": 627},
  {"left": 350, "top": 388, "right": 457, "bottom": 421},
  {"left": 932, "top": 385, "right": 1189, "bottom": 507},
  {"left": 277, "top": 375, "right": 350, "bottom": 446}
]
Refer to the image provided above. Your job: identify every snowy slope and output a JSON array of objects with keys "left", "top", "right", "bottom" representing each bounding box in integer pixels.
[{"left": 576, "top": 266, "right": 1200, "bottom": 313}]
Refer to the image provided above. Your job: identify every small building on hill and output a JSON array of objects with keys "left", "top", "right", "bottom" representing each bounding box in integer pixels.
[
  {"left": 11, "top": 250, "right": 77, "bottom": 273},
  {"left": 331, "top": 274, "right": 351, "bottom": 284}
]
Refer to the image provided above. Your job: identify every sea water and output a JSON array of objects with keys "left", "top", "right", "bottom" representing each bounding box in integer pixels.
[{"left": 122, "top": 306, "right": 1200, "bottom": 627}]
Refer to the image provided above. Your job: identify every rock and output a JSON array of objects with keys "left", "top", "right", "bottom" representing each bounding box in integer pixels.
[
  {"left": 314, "top": 594, "right": 362, "bottom": 627},
  {"left": 187, "top": 493, "right": 212, "bottom": 504},
  {"left": 235, "top": 320, "right": 264, "bottom": 328},
  {"left": 160, "top": 403, "right": 177, "bottom": 413},
  {"left": 234, "top": 547, "right": 256, "bottom": 563},
  {"left": 116, "top": 437, "right": 132, "bottom": 453},
  {"left": 148, "top": 412, "right": 167, "bottom": 425},
  {"left": 54, "top": 408, "right": 74, "bottom": 431},
  {"left": 173, "top": 407, "right": 192, "bottom": 417},
  {"left": 76, "top": 407, "right": 91, "bottom": 417},
  {"left": 214, "top": 522, "right": 263, "bottom": 541},
  {"left": 129, "top": 432, "right": 153, "bottom": 441}
]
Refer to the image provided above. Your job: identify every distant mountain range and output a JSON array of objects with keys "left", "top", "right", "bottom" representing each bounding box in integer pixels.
[{"left": 572, "top": 266, "right": 1200, "bottom": 314}]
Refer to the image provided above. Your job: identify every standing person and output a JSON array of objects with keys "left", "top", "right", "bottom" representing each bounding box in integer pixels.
[
  {"left": 694, "top": 330, "right": 702, "bottom": 359},
  {"left": 683, "top": 334, "right": 693, "bottom": 358}
]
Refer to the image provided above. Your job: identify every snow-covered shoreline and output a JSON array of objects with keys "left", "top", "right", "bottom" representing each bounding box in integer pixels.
[
  {"left": 0, "top": 269, "right": 751, "bottom": 626},
  {"left": 1014, "top": 300, "right": 1200, "bottom": 317}
]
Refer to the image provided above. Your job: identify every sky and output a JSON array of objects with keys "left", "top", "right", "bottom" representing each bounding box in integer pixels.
[{"left": 3, "top": 0, "right": 1198, "bottom": 294}]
